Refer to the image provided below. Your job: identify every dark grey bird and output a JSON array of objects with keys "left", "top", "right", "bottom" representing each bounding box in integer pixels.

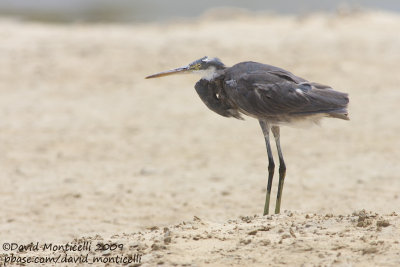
[{"left": 146, "top": 56, "right": 349, "bottom": 215}]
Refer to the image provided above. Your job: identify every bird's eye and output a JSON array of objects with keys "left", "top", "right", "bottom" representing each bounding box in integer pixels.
[{"left": 191, "top": 63, "right": 201, "bottom": 70}]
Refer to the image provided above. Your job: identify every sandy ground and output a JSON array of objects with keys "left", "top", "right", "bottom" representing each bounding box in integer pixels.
[{"left": 0, "top": 10, "right": 400, "bottom": 266}]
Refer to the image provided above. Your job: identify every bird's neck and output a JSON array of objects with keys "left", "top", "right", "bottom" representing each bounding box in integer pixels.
[{"left": 195, "top": 67, "right": 224, "bottom": 81}]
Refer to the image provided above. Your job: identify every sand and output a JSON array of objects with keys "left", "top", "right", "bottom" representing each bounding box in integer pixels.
[{"left": 0, "top": 10, "right": 400, "bottom": 266}]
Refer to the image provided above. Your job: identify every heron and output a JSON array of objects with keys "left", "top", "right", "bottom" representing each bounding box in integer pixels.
[{"left": 146, "top": 56, "right": 349, "bottom": 215}]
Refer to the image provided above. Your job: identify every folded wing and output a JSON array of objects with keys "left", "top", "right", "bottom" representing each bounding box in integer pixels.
[{"left": 224, "top": 65, "right": 349, "bottom": 121}]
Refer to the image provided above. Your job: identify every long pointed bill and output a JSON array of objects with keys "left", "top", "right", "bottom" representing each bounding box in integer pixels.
[{"left": 145, "top": 66, "right": 189, "bottom": 79}]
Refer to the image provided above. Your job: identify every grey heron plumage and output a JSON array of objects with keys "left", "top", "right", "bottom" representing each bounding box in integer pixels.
[{"left": 146, "top": 56, "right": 349, "bottom": 215}]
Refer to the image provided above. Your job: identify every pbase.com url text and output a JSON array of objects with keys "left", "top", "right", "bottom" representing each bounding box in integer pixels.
[{"left": 2, "top": 253, "right": 142, "bottom": 266}]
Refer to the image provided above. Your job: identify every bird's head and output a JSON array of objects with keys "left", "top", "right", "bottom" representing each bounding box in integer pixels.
[{"left": 146, "top": 56, "right": 225, "bottom": 80}]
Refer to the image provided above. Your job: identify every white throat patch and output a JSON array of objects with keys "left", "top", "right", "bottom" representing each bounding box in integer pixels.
[{"left": 194, "top": 66, "right": 220, "bottom": 81}]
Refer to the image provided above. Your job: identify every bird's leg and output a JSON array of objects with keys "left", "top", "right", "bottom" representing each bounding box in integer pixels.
[
  {"left": 271, "top": 126, "right": 286, "bottom": 214},
  {"left": 259, "top": 120, "right": 275, "bottom": 215}
]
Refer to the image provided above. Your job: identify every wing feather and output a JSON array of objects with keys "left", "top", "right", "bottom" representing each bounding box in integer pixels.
[{"left": 224, "top": 66, "right": 349, "bottom": 120}]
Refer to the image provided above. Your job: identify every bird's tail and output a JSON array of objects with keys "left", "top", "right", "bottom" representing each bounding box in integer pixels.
[
  {"left": 290, "top": 87, "right": 349, "bottom": 120},
  {"left": 307, "top": 85, "right": 349, "bottom": 120},
  {"left": 326, "top": 108, "right": 349, "bottom": 120}
]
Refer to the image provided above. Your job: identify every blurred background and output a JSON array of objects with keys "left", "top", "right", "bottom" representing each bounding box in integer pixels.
[
  {"left": 1, "top": 0, "right": 400, "bottom": 244},
  {"left": 1, "top": 0, "right": 400, "bottom": 23}
]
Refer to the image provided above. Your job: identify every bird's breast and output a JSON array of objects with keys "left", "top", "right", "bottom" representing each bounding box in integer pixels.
[{"left": 194, "top": 78, "right": 243, "bottom": 119}]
